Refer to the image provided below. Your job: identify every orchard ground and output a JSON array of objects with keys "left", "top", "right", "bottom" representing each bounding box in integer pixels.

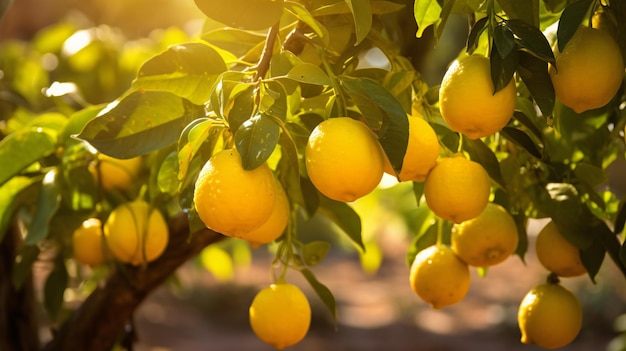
[{"left": 35, "top": 211, "right": 623, "bottom": 351}]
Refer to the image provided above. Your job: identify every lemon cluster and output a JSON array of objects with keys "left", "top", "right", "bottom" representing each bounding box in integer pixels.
[
  {"left": 193, "top": 148, "right": 289, "bottom": 246},
  {"left": 72, "top": 200, "right": 170, "bottom": 268}
]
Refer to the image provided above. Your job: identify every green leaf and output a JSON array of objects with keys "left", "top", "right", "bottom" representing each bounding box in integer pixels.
[
  {"left": 157, "top": 151, "right": 180, "bottom": 195},
  {"left": 543, "top": 183, "right": 593, "bottom": 249},
  {"left": 497, "top": 0, "right": 539, "bottom": 26},
  {"left": 318, "top": 196, "right": 363, "bottom": 251},
  {"left": 412, "top": 181, "right": 424, "bottom": 207},
  {"left": 202, "top": 28, "right": 266, "bottom": 58},
  {"left": 284, "top": 1, "right": 329, "bottom": 45},
  {"left": 302, "top": 240, "right": 331, "bottom": 266},
  {"left": 615, "top": 196, "right": 626, "bottom": 235},
  {"left": 556, "top": 0, "right": 593, "bottom": 52},
  {"left": 463, "top": 137, "right": 506, "bottom": 189},
  {"left": 500, "top": 127, "right": 543, "bottom": 159},
  {"left": 133, "top": 43, "right": 227, "bottom": 105},
  {"left": 312, "top": 0, "right": 404, "bottom": 16},
  {"left": 76, "top": 91, "right": 205, "bottom": 159},
  {"left": 466, "top": 17, "right": 488, "bottom": 54},
  {"left": 59, "top": 104, "right": 107, "bottom": 145},
  {"left": 339, "top": 77, "right": 409, "bottom": 174},
  {"left": 44, "top": 257, "right": 68, "bottom": 320},
  {"left": 414, "top": 0, "right": 441, "bottom": 38},
  {"left": 286, "top": 63, "right": 332, "bottom": 86},
  {"left": 0, "top": 177, "right": 36, "bottom": 243},
  {"left": 512, "top": 110, "right": 544, "bottom": 142},
  {"left": 177, "top": 119, "right": 225, "bottom": 190},
  {"left": 301, "top": 268, "right": 337, "bottom": 321},
  {"left": 580, "top": 230, "right": 605, "bottom": 283},
  {"left": 516, "top": 52, "right": 555, "bottom": 116},
  {"left": 0, "top": 127, "right": 56, "bottom": 186},
  {"left": 345, "top": 0, "right": 372, "bottom": 45},
  {"left": 489, "top": 43, "right": 519, "bottom": 94},
  {"left": 194, "top": 0, "right": 284, "bottom": 30},
  {"left": 507, "top": 19, "right": 555, "bottom": 64},
  {"left": 235, "top": 114, "right": 280, "bottom": 170},
  {"left": 494, "top": 22, "right": 516, "bottom": 59},
  {"left": 24, "top": 170, "right": 61, "bottom": 245}
]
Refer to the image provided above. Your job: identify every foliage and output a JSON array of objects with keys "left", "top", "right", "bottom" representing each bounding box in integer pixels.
[{"left": 0, "top": 0, "right": 626, "bottom": 349}]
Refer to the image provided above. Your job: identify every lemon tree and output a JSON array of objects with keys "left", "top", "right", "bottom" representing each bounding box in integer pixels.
[{"left": 0, "top": 0, "right": 625, "bottom": 351}]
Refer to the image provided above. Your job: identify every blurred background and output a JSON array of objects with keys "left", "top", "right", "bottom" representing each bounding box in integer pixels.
[{"left": 1, "top": 1, "right": 625, "bottom": 350}]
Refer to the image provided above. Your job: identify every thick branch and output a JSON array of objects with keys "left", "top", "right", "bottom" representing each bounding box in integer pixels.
[
  {"left": 253, "top": 21, "right": 280, "bottom": 82},
  {"left": 43, "top": 213, "right": 223, "bottom": 351},
  {"left": 0, "top": 222, "right": 39, "bottom": 351}
]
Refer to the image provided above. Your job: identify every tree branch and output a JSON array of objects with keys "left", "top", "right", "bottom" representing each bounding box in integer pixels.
[
  {"left": 43, "top": 213, "right": 223, "bottom": 351},
  {"left": 253, "top": 22, "right": 280, "bottom": 82}
]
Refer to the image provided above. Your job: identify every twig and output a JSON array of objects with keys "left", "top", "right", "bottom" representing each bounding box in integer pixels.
[{"left": 254, "top": 22, "right": 281, "bottom": 82}]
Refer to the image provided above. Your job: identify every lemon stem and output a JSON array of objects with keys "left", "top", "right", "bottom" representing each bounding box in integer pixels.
[
  {"left": 318, "top": 48, "right": 347, "bottom": 117},
  {"left": 456, "top": 133, "right": 464, "bottom": 154},
  {"left": 436, "top": 217, "right": 444, "bottom": 246},
  {"left": 547, "top": 272, "right": 560, "bottom": 285}
]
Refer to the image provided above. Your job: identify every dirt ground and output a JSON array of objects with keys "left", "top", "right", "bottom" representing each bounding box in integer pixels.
[{"left": 132, "top": 220, "right": 626, "bottom": 351}]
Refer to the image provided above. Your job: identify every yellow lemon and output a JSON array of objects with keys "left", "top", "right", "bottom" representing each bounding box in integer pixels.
[
  {"left": 193, "top": 149, "right": 277, "bottom": 237},
  {"left": 243, "top": 179, "right": 290, "bottom": 247},
  {"left": 439, "top": 54, "right": 517, "bottom": 139},
  {"left": 535, "top": 220, "right": 586, "bottom": 277},
  {"left": 383, "top": 113, "right": 439, "bottom": 182},
  {"left": 409, "top": 244, "right": 471, "bottom": 309},
  {"left": 104, "top": 201, "right": 169, "bottom": 266},
  {"left": 451, "top": 203, "right": 519, "bottom": 267},
  {"left": 549, "top": 26, "right": 624, "bottom": 113},
  {"left": 424, "top": 156, "right": 491, "bottom": 223},
  {"left": 305, "top": 117, "right": 384, "bottom": 202},
  {"left": 97, "top": 154, "right": 142, "bottom": 191},
  {"left": 249, "top": 283, "right": 311, "bottom": 350},
  {"left": 518, "top": 282, "right": 583, "bottom": 349},
  {"left": 73, "top": 218, "right": 105, "bottom": 267}
]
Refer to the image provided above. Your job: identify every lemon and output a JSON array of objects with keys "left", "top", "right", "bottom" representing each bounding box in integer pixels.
[
  {"left": 243, "top": 179, "right": 290, "bottom": 247},
  {"left": 249, "top": 283, "right": 311, "bottom": 350},
  {"left": 423, "top": 156, "right": 491, "bottom": 223},
  {"left": 409, "top": 244, "right": 471, "bottom": 309},
  {"left": 535, "top": 220, "right": 586, "bottom": 277},
  {"left": 305, "top": 117, "right": 384, "bottom": 202},
  {"left": 549, "top": 26, "right": 624, "bottom": 113},
  {"left": 97, "top": 154, "right": 142, "bottom": 191},
  {"left": 383, "top": 113, "right": 439, "bottom": 182},
  {"left": 451, "top": 203, "right": 519, "bottom": 267},
  {"left": 518, "top": 282, "right": 583, "bottom": 349},
  {"left": 439, "top": 54, "right": 517, "bottom": 139},
  {"left": 73, "top": 218, "right": 105, "bottom": 267},
  {"left": 104, "top": 201, "right": 169, "bottom": 266},
  {"left": 193, "top": 149, "right": 277, "bottom": 237}
]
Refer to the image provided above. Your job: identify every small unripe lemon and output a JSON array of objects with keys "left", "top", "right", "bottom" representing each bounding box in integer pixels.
[{"left": 73, "top": 218, "right": 105, "bottom": 267}]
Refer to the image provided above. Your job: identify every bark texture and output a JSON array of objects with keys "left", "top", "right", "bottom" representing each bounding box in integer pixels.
[
  {"left": 0, "top": 223, "right": 40, "bottom": 351},
  {"left": 43, "top": 213, "right": 222, "bottom": 351}
]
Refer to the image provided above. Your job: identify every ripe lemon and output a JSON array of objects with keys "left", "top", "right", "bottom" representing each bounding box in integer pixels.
[
  {"left": 243, "top": 179, "right": 290, "bottom": 247},
  {"left": 193, "top": 149, "right": 277, "bottom": 237},
  {"left": 535, "top": 221, "right": 586, "bottom": 277},
  {"left": 249, "top": 283, "right": 311, "bottom": 350},
  {"left": 97, "top": 154, "right": 142, "bottom": 191},
  {"left": 549, "top": 26, "right": 624, "bottom": 113},
  {"left": 409, "top": 244, "right": 471, "bottom": 309},
  {"left": 439, "top": 54, "right": 517, "bottom": 139},
  {"left": 518, "top": 282, "right": 583, "bottom": 349},
  {"left": 383, "top": 113, "right": 439, "bottom": 182},
  {"left": 305, "top": 117, "right": 384, "bottom": 202},
  {"left": 423, "top": 156, "right": 491, "bottom": 223},
  {"left": 73, "top": 218, "right": 105, "bottom": 267},
  {"left": 451, "top": 203, "right": 519, "bottom": 267},
  {"left": 104, "top": 201, "right": 169, "bottom": 266}
]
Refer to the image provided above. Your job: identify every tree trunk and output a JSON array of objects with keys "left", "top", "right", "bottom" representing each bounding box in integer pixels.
[
  {"left": 43, "top": 213, "right": 222, "bottom": 351},
  {"left": 0, "top": 223, "right": 40, "bottom": 351}
]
